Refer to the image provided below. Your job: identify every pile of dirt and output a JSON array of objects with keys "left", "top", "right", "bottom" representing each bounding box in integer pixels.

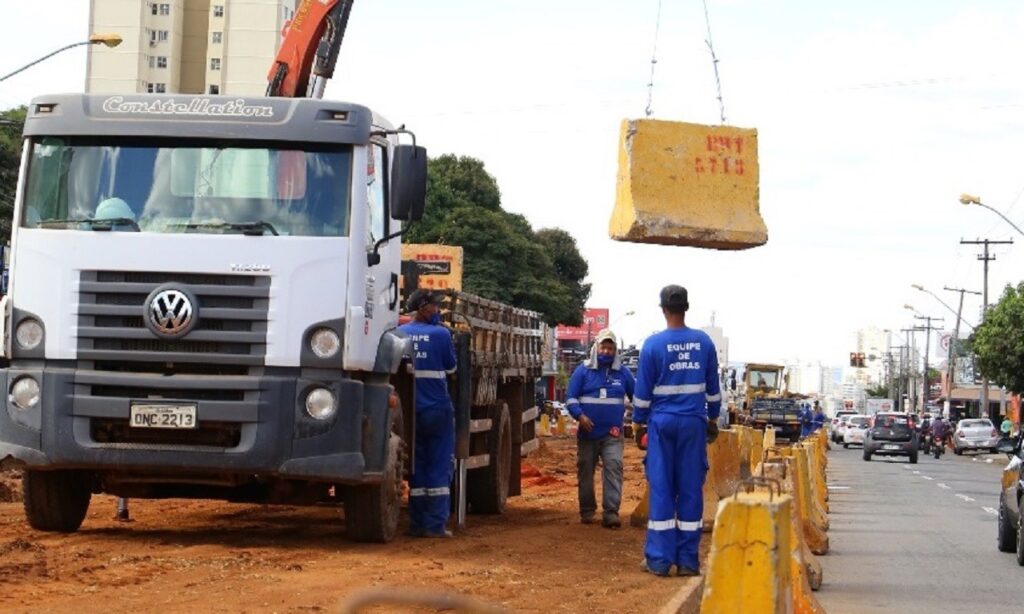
[{"left": 0, "top": 470, "right": 20, "bottom": 502}]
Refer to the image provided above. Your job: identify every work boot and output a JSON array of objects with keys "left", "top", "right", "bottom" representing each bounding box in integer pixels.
[
  {"left": 602, "top": 514, "right": 621, "bottom": 529},
  {"left": 424, "top": 529, "right": 454, "bottom": 539},
  {"left": 404, "top": 526, "right": 426, "bottom": 538},
  {"left": 640, "top": 560, "right": 670, "bottom": 577},
  {"left": 675, "top": 566, "right": 700, "bottom": 577},
  {"left": 580, "top": 515, "right": 595, "bottom": 525}
]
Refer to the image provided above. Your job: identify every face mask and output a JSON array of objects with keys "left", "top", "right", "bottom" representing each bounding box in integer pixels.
[
  {"left": 428, "top": 313, "right": 441, "bottom": 326},
  {"left": 597, "top": 354, "right": 614, "bottom": 366}
]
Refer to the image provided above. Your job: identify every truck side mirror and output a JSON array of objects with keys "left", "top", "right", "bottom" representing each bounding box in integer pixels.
[{"left": 391, "top": 145, "right": 427, "bottom": 222}]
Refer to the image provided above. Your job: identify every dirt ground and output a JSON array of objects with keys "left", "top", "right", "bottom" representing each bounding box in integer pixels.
[{"left": 0, "top": 438, "right": 704, "bottom": 613}]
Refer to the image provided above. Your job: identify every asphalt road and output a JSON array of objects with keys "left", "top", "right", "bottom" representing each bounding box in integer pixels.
[{"left": 817, "top": 441, "right": 1019, "bottom": 614}]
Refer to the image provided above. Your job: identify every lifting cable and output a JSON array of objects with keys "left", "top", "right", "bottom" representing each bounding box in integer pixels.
[
  {"left": 644, "top": 0, "right": 663, "bottom": 118},
  {"left": 643, "top": 0, "right": 729, "bottom": 124}
]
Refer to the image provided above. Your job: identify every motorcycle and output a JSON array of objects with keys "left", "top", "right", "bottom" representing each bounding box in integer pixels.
[{"left": 932, "top": 433, "right": 945, "bottom": 458}]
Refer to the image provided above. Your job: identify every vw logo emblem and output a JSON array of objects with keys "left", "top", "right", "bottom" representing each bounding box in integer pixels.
[{"left": 143, "top": 285, "right": 199, "bottom": 339}]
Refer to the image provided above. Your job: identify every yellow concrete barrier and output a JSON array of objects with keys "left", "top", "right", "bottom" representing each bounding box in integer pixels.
[
  {"left": 763, "top": 426, "right": 777, "bottom": 450},
  {"left": 700, "top": 489, "right": 793, "bottom": 613},
  {"left": 736, "top": 426, "right": 754, "bottom": 480},
  {"left": 782, "top": 448, "right": 829, "bottom": 555},
  {"left": 802, "top": 442, "right": 829, "bottom": 515},
  {"left": 609, "top": 119, "right": 767, "bottom": 250},
  {"left": 555, "top": 413, "right": 566, "bottom": 436},
  {"left": 750, "top": 432, "right": 765, "bottom": 478},
  {"left": 538, "top": 414, "right": 551, "bottom": 436},
  {"left": 630, "top": 482, "right": 650, "bottom": 528},
  {"left": 758, "top": 457, "right": 823, "bottom": 594},
  {"left": 703, "top": 430, "right": 744, "bottom": 528}
]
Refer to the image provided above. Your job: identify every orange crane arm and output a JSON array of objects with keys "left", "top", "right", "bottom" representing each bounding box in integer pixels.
[{"left": 266, "top": 0, "right": 354, "bottom": 98}]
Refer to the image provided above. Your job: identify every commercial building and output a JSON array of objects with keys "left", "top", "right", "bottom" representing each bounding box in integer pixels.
[{"left": 87, "top": 0, "right": 297, "bottom": 96}]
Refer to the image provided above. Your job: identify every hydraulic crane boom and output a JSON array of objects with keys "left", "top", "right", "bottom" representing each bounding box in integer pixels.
[{"left": 266, "top": 0, "right": 354, "bottom": 98}]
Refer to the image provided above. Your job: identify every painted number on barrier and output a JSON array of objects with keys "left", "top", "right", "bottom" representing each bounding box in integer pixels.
[{"left": 694, "top": 135, "right": 746, "bottom": 175}]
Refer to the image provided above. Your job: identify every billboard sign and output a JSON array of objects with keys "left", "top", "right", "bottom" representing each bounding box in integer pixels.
[{"left": 556, "top": 308, "right": 610, "bottom": 343}]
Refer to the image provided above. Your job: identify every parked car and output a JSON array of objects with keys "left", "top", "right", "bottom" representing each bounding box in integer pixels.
[
  {"left": 953, "top": 418, "right": 1001, "bottom": 454},
  {"left": 863, "top": 412, "right": 919, "bottom": 464},
  {"left": 831, "top": 410, "right": 858, "bottom": 443},
  {"left": 842, "top": 415, "right": 869, "bottom": 448},
  {"left": 996, "top": 437, "right": 1024, "bottom": 561}
]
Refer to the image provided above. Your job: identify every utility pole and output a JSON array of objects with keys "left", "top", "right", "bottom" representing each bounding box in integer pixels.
[
  {"left": 891, "top": 346, "right": 907, "bottom": 411},
  {"left": 942, "top": 286, "right": 981, "bottom": 419},
  {"left": 914, "top": 316, "right": 943, "bottom": 414},
  {"left": 961, "top": 238, "right": 1013, "bottom": 420},
  {"left": 901, "top": 328, "right": 918, "bottom": 413}
]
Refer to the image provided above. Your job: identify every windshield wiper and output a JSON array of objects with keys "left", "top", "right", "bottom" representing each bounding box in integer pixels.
[
  {"left": 168, "top": 221, "right": 280, "bottom": 236},
  {"left": 39, "top": 217, "right": 140, "bottom": 231}
]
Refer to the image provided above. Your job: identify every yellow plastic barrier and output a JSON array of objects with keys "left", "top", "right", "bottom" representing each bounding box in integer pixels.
[
  {"left": 700, "top": 488, "right": 793, "bottom": 613},
  {"left": 609, "top": 119, "right": 768, "bottom": 250}
]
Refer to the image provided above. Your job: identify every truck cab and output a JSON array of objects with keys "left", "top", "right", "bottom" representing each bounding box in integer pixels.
[{"left": 0, "top": 93, "right": 426, "bottom": 541}]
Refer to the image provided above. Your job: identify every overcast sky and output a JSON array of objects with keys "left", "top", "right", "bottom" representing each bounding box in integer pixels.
[{"left": 2, "top": 1, "right": 1023, "bottom": 368}]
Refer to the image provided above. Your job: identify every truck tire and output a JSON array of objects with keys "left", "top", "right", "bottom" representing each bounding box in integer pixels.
[
  {"left": 22, "top": 470, "right": 92, "bottom": 533},
  {"left": 345, "top": 406, "right": 405, "bottom": 543},
  {"left": 468, "top": 402, "right": 511, "bottom": 515}
]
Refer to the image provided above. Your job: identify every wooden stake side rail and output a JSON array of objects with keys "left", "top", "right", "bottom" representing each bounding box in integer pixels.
[{"left": 438, "top": 290, "right": 545, "bottom": 407}]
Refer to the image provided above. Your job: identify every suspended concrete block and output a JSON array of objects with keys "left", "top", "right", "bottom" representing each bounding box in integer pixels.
[{"left": 609, "top": 118, "right": 768, "bottom": 250}]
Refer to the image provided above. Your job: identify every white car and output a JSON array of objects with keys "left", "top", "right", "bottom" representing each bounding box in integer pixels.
[
  {"left": 953, "top": 418, "right": 1001, "bottom": 454},
  {"left": 843, "top": 415, "right": 870, "bottom": 448},
  {"left": 832, "top": 412, "right": 857, "bottom": 443}
]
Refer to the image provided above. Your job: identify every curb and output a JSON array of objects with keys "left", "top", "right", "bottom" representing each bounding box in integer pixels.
[{"left": 657, "top": 576, "right": 705, "bottom": 614}]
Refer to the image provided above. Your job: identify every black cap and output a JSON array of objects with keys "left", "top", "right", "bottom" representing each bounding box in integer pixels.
[
  {"left": 659, "top": 285, "right": 689, "bottom": 310},
  {"left": 406, "top": 289, "right": 439, "bottom": 312}
]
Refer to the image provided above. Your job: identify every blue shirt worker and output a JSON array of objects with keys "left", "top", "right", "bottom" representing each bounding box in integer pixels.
[
  {"left": 399, "top": 290, "right": 457, "bottom": 538},
  {"left": 633, "top": 285, "right": 721, "bottom": 577},
  {"left": 566, "top": 328, "right": 635, "bottom": 528},
  {"left": 811, "top": 402, "right": 827, "bottom": 433},
  {"left": 799, "top": 403, "right": 814, "bottom": 439}
]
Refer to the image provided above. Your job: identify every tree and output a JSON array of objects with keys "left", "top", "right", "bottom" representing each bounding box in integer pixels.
[
  {"left": 972, "top": 282, "right": 1024, "bottom": 393},
  {"left": 407, "top": 154, "right": 589, "bottom": 326},
  {"left": 865, "top": 384, "right": 889, "bottom": 398},
  {"left": 0, "top": 107, "right": 26, "bottom": 245}
]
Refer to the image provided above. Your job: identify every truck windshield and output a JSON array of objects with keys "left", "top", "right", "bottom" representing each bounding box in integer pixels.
[
  {"left": 748, "top": 369, "right": 778, "bottom": 389},
  {"left": 21, "top": 136, "right": 352, "bottom": 237}
]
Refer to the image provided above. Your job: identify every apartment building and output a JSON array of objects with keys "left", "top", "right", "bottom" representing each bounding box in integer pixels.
[{"left": 86, "top": 0, "right": 297, "bottom": 96}]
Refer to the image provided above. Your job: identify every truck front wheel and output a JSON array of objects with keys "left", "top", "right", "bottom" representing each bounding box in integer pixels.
[
  {"left": 22, "top": 470, "right": 92, "bottom": 533},
  {"left": 345, "top": 407, "right": 405, "bottom": 543},
  {"left": 468, "top": 401, "right": 511, "bottom": 514}
]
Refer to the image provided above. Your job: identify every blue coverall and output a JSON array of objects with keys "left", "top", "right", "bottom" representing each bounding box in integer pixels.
[
  {"left": 633, "top": 328, "right": 721, "bottom": 575},
  {"left": 811, "top": 409, "right": 826, "bottom": 433},
  {"left": 398, "top": 319, "right": 458, "bottom": 535},
  {"left": 799, "top": 405, "right": 813, "bottom": 438}
]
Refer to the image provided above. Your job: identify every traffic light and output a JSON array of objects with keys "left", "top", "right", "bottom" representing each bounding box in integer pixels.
[
  {"left": 850, "top": 352, "right": 867, "bottom": 368},
  {"left": 857, "top": 352, "right": 866, "bottom": 368},
  {"left": 849, "top": 352, "right": 857, "bottom": 367}
]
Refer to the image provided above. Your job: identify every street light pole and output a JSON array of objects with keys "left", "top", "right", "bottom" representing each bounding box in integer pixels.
[
  {"left": 913, "top": 316, "right": 942, "bottom": 414},
  {"left": 960, "top": 194, "right": 1024, "bottom": 238},
  {"left": 0, "top": 33, "right": 122, "bottom": 83},
  {"left": 941, "top": 286, "right": 981, "bottom": 419}
]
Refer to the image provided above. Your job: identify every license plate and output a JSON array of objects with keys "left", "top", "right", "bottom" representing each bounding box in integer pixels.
[
  {"left": 130, "top": 404, "right": 197, "bottom": 429},
  {"left": 883, "top": 444, "right": 900, "bottom": 450}
]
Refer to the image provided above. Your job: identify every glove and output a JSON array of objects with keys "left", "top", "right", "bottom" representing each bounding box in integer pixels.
[
  {"left": 633, "top": 423, "right": 648, "bottom": 450},
  {"left": 706, "top": 421, "right": 720, "bottom": 444}
]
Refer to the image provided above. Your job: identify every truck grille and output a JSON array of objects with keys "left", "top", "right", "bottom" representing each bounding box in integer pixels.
[{"left": 76, "top": 270, "right": 270, "bottom": 370}]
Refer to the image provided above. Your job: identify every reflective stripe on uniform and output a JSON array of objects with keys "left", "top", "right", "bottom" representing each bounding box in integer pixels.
[
  {"left": 566, "top": 397, "right": 580, "bottom": 406},
  {"left": 578, "top": 396, "right": 624, "bottom": 405},
  {"left": 634, "top": 398, "right": 651, "bottom": 409},
  {"left": 414, "top": 370, "right": 447, "bottom": 379},
  {"left": 647, "top": 519, "right": 676, "bottom": 531},
  {"left": 409, "top": 487, "right": 450, "bottom": 497},
  {"left": 445, "top": 367, "right": 457, "bottom": 374},
  {"left": 677, "top": 520, "right": 701, "bottom": 531},
  {"left": 652, "top": 384, "right": 706, "bottom": 395},
  {"left": 706, "top": 393, "right": 721, "bottom": 402}
]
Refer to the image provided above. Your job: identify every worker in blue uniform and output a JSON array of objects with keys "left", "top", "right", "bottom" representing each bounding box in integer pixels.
[
  {"left": 632, "top": 285, "right": 721, "bottom": 577},
  {"left": 565, "top": 328, "right": 635, "bottom": 528},
  {"left": 799, "top": 402, "right": 813, "bottom": 438},
  {"left": 811, "top": 401, "right": 827, "bottom": 433},
  {"left": 399, "top": 289, "right": 458, "bottom": 538}
]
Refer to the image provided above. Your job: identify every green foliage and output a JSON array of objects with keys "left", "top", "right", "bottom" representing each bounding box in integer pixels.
[
  {"left": 0, "top": 107, "right": 26, "bottom": 245},
  {"left": 865, "top": 384, "right": 889, "bottom": 398},
  {"left": 971, "top": 282, "right": 1024, "bottom": 393},
  {"left": 409, "top": 155, "right": 589, "bottom": 326}
]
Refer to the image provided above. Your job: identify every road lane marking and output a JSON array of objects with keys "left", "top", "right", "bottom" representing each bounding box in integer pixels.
[
  {"left": 937, "top": 483, "right": 951, "bottom": 489},
  {"left": 827, "top": 486, "right": 851, "bottom": 490},
  {"left": 956, "top": 494, "right": 976, "bottom": 503},
  {"left": 982, "top": 507, "right": 999, "bottom": 515},
  {"left": 913, "top": 471, "right": 921, "bottom": 474},
  {"left": 972, "top": 458, "right": 978, "bottom": 462},
  {"left": 921, "top": 476, "right": 934, "bottom": 480},
  {"left": 986, "top": 459, "right": 994, "bottom": 464}
]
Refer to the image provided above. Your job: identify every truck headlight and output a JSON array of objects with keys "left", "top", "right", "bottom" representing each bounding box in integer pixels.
[
  {"left": 310, "top": 328, "right": 341, "bottom": 359},
  {"left": 15, "top": 319, "right": 43, "bottom": 351},
  {"left": 305, "top": 387, "right": 337, "bottom": 420},
  {"left": 9, "top": 377, "right": 40, "bottom": 410}
]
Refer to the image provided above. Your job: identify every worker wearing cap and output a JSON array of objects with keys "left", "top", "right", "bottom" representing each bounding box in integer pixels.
[
  {"left": 565, "top": 328, "right": 635, "bottom": 528},
  {"left": 633, "top": 285, "right": 721, "bottom": 577},
  {"left": 399, "top": 289, "right": 458, "bottom": 538}
]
